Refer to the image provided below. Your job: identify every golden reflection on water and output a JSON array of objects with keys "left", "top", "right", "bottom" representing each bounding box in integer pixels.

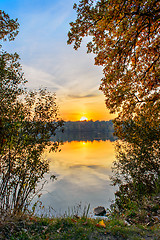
[
  {"left": 47, "top": 140, "right": 115, "bottom": 170},
  {"left": 42, "top": 140, "right": 116, "bottom": 215}
]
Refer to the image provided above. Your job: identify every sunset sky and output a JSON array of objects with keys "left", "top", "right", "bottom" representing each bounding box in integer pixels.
[{"left": 1, "top": 0, "right": 116, "bottom": 121}]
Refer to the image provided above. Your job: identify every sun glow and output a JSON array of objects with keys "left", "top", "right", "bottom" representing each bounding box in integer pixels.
[{"left": 80, "top": 116, "right": 88, "bottom": 121}]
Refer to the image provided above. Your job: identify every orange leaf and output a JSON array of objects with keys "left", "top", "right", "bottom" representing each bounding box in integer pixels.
[
  {"left": 71, "top": 218, "right": 77, "bottom": 223},
  {"left": 96, "top": 224, "right": 101, "bottom": 228}
]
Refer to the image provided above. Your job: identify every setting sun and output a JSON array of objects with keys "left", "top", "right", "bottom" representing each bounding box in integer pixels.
[{"left": 80, "top": 116, "right": 88, "bottom": 121}]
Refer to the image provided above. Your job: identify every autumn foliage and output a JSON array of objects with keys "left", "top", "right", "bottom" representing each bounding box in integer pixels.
[{"left": 68, "top": 0, "right": 160, "bottom": 205}]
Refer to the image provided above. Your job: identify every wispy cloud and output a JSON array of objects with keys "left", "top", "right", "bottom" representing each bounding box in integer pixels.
[
  {"left": 23, "top": 65, "right": 65, "bottom": 92},
  {"left": 3, "top": 0, "right": 103, "bottom": 99},
  {"left": 68, "top": 93, "right": 99, "bottom": 99}
]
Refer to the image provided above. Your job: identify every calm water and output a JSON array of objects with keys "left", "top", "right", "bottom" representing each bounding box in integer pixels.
[{"left": 38, "top": 140, "right": 116, "bottom": 216}]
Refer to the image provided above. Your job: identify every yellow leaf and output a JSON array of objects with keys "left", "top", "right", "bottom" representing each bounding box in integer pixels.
[{"left": 98, "top": 220, "right": 106, "bottom": 228}]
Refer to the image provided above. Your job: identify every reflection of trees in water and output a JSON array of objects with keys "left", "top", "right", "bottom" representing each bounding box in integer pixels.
[{"left": 52, "top": 120, "right": 117, "bottom": 142}]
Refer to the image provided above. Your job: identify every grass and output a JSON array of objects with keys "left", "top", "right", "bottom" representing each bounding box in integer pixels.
[
  {"left": 0, "top": 213, "right": 160, "bottom": 240},
  {"left": 1, "top": 194, "right": 160, "bottom": 239}
]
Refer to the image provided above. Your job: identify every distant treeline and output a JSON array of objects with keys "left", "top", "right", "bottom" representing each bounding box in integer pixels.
[{"left": 52, "top": 120, "right": 117, "bottom": 142}]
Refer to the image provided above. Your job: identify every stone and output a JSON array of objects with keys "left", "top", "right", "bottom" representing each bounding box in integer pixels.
[{"left": 93, "top": 206, "right": 106, "bottom": 216}]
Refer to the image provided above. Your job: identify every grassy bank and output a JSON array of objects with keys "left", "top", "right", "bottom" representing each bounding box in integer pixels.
[
  {"left": 1, "top": 194, "right": 160, "bottom": 239},
  {"left": 0, "top": 214, "right": 159, "bottom": 240}
]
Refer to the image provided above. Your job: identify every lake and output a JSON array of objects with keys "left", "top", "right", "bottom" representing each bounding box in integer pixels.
[{"left": 37, "top": 140, "right": 116, "bottom": 216}]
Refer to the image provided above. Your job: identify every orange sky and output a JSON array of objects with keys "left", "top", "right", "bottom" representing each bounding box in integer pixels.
[{"left": 58, "top": 92, "right": 117, "bottom": 122}]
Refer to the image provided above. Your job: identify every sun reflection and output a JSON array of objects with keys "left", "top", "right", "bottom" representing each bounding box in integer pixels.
[
  {"left": 41, "top": 140, "right": 116, "bottom": 214},
  {"left": 80, "top": 141, "right": 88, "bottom": 146},
  {"left": 47, "top": 140, "right": 115, "bottom": 171}
]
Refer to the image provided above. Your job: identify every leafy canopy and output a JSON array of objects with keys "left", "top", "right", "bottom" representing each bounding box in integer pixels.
[
  {"left": 111, "top": 114, "right": 160, "bottom": 210},
  {"left": 68, "top": 0, "right": 160, "bottom": 123},
  {"left": 0, "top": 10, "right": 19, "bottom": 41},
  {"left": 68, "top": 0, "right": 160, "bottom": 205}
]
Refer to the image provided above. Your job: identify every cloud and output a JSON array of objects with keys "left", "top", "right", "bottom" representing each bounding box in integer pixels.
[
  {"left": 69, "top": 164, "right": 103, "bottom": 169},
  {"left": 2, "top": 0, "right": 103, "bottom": 100},
  {"left": 23, "top": 64, "right": 65, "bottom": 92},
  {"left": 68, "top": 93, "right": 99, "bottom": 99},
  {"left": 21, "top": 42, "right": 103, "bottom": 99}
]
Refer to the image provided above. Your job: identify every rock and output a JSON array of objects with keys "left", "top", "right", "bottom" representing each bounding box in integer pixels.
[{"left": 93, "top": 206, "right": 106, "bottom": 216}]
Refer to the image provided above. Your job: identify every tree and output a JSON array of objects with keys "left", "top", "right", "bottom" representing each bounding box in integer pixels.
[
  {"left": 0, "top": 10, "right": 19, "bottom": 41},
  {"left": 67, "top": 0, "right": 160, "bottom": 127},
  {"left": 0, "top": 12, "right": 63, "bottom": 214},
  {"left": 68, "top": 0, "right": 160, "bottom": 206},
  {"left": 111, "top": 114, "right": 160, "bottom": 210},
  {"left": 0, "top": 88, "right": 63, "bottom": 214},
  {"left": 0, "top": 11, "right": 21, "bottom": 150}
]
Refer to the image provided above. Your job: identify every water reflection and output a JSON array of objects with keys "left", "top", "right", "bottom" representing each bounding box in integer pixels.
[{"left": 40, "top": 140, "right": 116, "bottom": 216}]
